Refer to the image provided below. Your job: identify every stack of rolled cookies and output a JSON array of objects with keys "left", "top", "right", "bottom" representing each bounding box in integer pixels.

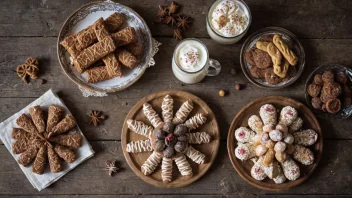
[{"left": 60, "top": 13, "right": 144, "bottom": 83}]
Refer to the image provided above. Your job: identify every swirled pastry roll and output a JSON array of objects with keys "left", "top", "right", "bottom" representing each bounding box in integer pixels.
[
  {"left": 174, "top": 153, "right": 192, "bottom": 176},
  {"left": 161, "top": 157, "right": 173, "bottom": 183},
  {"left": 184, "top": 145, "right": 206, "bottom": 164},
  {"left": 161, "top": 95, "right": 174, "bottom": 123},
  {"left": 143, "top": 103, "right": 164, "bottom": 128},
  {"left": 186, "top": 132, "right": 211, "bottom": 144},
  {"left": 172, "top": 99, "right": 193, "bottom": 125},
  {"left": 126, "top": 140, "right": 153, "bottom": 153},
  {"left": 184, "top": 113, "right": 207, "bottom": 130},
  {"left": 127, "top": 119, "right": 153, "bottom": 138},
  {"left": 141, "top": 151, "right": 162, "bottom": 175}
]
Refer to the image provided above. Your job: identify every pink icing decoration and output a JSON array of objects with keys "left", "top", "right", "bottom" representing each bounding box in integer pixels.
[
  {"left": 238, "top": 131, "right": 245, "bottom": 138},
  {"left": 238, "top": 148, "right": 246, "bottom": 155}
]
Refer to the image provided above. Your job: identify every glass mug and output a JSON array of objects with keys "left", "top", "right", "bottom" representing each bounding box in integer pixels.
[
  {"left": 206, "top": 0, "right": 252, "bottom": 44},
  {"left": 172, "top": 38, "right": 221, "bottom": 84}
]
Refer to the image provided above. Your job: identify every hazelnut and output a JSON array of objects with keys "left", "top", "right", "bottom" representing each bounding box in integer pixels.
[
  {"left": 219, "top": 90, "right": 226, "bottom": 97},
  {"left": 231, "top": 68, "right": 237, "bottom": 75},
  {"left": 235, "top": 84, "right": 241, "bottom": 90}
]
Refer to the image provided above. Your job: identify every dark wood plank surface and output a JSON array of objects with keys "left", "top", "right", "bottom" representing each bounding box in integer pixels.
[{"left": 0, "top": 0, "right": 351, "bottom": 197}]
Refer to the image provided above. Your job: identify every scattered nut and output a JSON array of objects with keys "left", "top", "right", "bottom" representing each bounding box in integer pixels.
[
  {"left": 235, "top": 84, "right": 241, "bottom": 90},
  {"left": 219, "top": 90, "right": 226, "bottom": 97},
  {"left": 231, "top": 68, "right": 237, "bottom": 75},
  {"left": 40, "top": 79, "right": 47, "bottom": 84}
]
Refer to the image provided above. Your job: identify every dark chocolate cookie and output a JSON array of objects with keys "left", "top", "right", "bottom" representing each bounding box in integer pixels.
[
  {"left": 245, "top": 48, "right": 256, "bottom": 66},
  {"left": 314, "top": 74, "right": 323, "bottom": 85},
  {"left": 326, "top": 98, "right": 341, "bottom": 114},
  {"left": 265, "top": 69, "right": 282, "bottom": 85},
  {"left": 253, "top": 49, "right": 272, "bottom": 69},
  {"left": 307, "top": 83, "right": 322, "bottom": 97},
  {"left": 260, "top": 35, "right": 274, "bottom": 42},
  {"left": 322, "top": 71, "right": 335, "bottom": 83},
  {"left": 250, "top": 66, "right": 271, "bottom": 79},
  {"left": 323, "top": 82, "right": 341, "bottom": 98},
  {"left": 311, "top": 97, "right": 322, "bottom": 110}
]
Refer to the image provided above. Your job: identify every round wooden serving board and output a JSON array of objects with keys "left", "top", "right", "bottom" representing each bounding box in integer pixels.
[
  {"left": 227, "top": 96, "right": 323, "bottom": 191},
  {"left": 121, "top": 90, "right": 220, "bottom": 188}
]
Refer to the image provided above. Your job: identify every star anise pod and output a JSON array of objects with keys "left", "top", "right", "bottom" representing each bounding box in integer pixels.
[
  {"left": 164, "top": 15, "right": 177, "bottom": 26},
  {"left": 168, "top": 1, "right": 179, "bottom": 15},
  {"left": 103, "top": 160, "right": 119, "bottom": 177},
  {"left": 157, "top": 5, "right": 168, "bottom": 18},
  {"left": 177, "top": 15, "right": 191, "bottom": 30},
  {"left": 173, "top": 29, "right": 183, "bottom": 40},
  {"left": 88, "top": 110, "right": 106, "bottom": 126}
]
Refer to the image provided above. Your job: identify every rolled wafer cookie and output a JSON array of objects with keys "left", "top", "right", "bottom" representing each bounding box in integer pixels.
[
  {"left": 48, "top": 133, "right": 83, "bottom": 148},
  {"left": 117, "top": 49, "right": 137, "bottom": 69},
  {"left": 50, "top": 114, "right": 77, "bottom": 136},
  {"left": 86, "top": 66, "right": 113, "bottom": 83},
  {"left": 16, "top": 114, "right": 38, "bottom": 134},
  {"left": 32, "top": 145, "right": 47, "bottom": 175},
  {"left": 105, "top": 12, "right": 125, "bottom": 32},
  {"left": 273, "top": 34, "right": 298, "bottom": 66},
  {"left": 73, "top": 36, "right": 116, "bottom": 73},
  {"left": 92, "top": 18, "right": 122, "bottom": 78},
  {"left": 54, "top": 144, "right": 77, "bottom": 163},
  {"left": 18, "top": 146, "right": 39, "bottom": 166},
  {"left": 111, "top": 27, "right": 137, "bottom": 47}
]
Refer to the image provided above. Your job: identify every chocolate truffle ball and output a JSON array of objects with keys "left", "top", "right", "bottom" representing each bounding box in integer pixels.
[
  {"left": 156, "top": 130, "right": 165, "bottom": 140},
  {"left": 163, "top": 146, "right": 175, "bottom": 158},
  {"left": 178, "top": 135, "right": 188, "bottom": 142},
  {"left": 323, "top": 82, "right": 341, "bottom": 98},
  {"left": 174, "top": 124, "right": 188, "bottom": 136},
  {"left": 174, "top": 141, "right": 188, "bottom": 153},
  {"left": 155, "top": 140, "right": 165, "bottom": 152},
  {"left": 162, "top": 122, "right": 175, "bottom": 133}
]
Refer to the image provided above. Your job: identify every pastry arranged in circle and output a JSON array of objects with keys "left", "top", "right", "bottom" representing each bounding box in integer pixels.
[
  {"left": 234, "top": 104, "right": 318, "bottom": 183},
  {"left": 306, "top": 69, "right": 351, "bottom": 114},
  {"left": 125, "top": 95, "right": 213, "bottom": 183}
]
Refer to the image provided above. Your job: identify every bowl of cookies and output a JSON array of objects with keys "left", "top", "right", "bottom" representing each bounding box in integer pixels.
[
  {"left": 240, "top": 27, "right": 305, "bottom": 89},
  {"left": 57, "top": 1, "right": 153, "bottom": 93},
  {"left": 305, "top": 64, "right": 352, "bottom": 119}
]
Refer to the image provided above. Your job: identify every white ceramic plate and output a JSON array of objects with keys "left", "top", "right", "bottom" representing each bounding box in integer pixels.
[{"left": 57, "top": 1, "right": 153, "bottom": 93}]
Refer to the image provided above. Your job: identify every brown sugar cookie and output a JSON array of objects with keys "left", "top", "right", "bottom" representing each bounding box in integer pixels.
[
  {"left": 322, "top": 82, "right": 341, "bottom": 98},
  {"left": 265, "top": 69, "right": 282, "bottom": 85},
  {"left": 253, "top": 49, "right": 272, "bottom": 69},
  {"left": 326, "top": 98, "right": 341, "bottom": 113},
  {"left": 336, "top": 73, "right": 349, "bottom": 85},
  {"left": 245, "top": 49, "right": 256, "bottom": 66},
  {"left": 321, "top": 103, "right": 327, "bottom": 112},
  {"left": 322, "top": 71, "right": 334, "bottom": 83},
  {"left": 250, "top": 66, "right": 272, "bottom": 79},
  {"left": 260, "top": 35, "right": 274, "bottom": 42},
  {"left": 307, "top": 83, "right": 322, "bottom": 97},
  {"left": 311, "top": 97, "right": 322, "bottom": 110},
  {"left": 314, "top": 74, "right": 323, "bottom": 85},
  {"left": 320, "top": 91, "right": 330, "bottom": 103}
]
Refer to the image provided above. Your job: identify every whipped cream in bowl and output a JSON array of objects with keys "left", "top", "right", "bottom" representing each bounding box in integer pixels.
[{"left": 207, "top": 0, "right": 251, "bottom": 44}]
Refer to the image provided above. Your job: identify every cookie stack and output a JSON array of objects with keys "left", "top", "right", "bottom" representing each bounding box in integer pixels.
[
  {"left": 307, "top": 71, "right": 351, "bottom": 114},
  {"left": 246, "top": 34, "right": 298, "bottom": 85}
]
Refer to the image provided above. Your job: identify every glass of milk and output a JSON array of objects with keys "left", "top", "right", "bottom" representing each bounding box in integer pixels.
[
  {"left": 172, "top": 38, "right": 221, "bottom": 84},
  {"left": 206, "top": 0, "right": 251, "bottom": 44}
]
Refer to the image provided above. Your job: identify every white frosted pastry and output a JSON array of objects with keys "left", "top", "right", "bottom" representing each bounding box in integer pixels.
[
  {"left": 275, "top": 124, "right": 288, "bottom": 134},
  {"left": 293, "top": 129, "right": 318, "bottom": 146},
  {"left": 235, "top": 127, "right": 255, "bottom": 143},
  {"left": 184, "top": 113, "right": 207, "bottom": 130},
  {"left": 262, "top": 161, "right": 279, "bottom": 179},
  {"left": 274, "top": 141, "right": 286, "bottom": 153},
  {"left": 161, "top": 95, "right": 174, "bottom": 123},
  {"left": 273, "top": 165, "right": 286, "bottom": 184},
  {"left": 281, "top": 157, "right": 300, "bottom": 181},
  {"left": 248, "top": 115, "right": 263, "bottom": 134},
  {"left": 251, "top": 157, "right": 267, "bottom": 180},
  {"left": 235, "top": 143, "right": 255, "bottom": 161},
  {"left": 283, "top": 134, "right": 294, "bottom": 145},
  {"left": 259, "top": 104, "right": 277, "bottom": 125},
  {"left": 292, "top": 144, "right": 314, "bottom": 165},
  {"left": 289, "top": 117, "right": 303, "bottom": 132},
  {"left": 255, "top": 144, "right": 268, "bottom": 156},
  {"left": 263, "top": 124, "right": 275, "bottom": 133},
  {"left": 279, "top": 106, "right": 298, "bottom": 126}
]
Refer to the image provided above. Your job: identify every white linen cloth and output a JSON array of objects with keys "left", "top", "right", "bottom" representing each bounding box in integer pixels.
[{"left": 0, "top": 89, "right": 94, "bottom": 191}]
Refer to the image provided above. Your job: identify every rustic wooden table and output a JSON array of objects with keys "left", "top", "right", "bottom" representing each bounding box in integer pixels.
[{"left": 0, "top": 0, "right": 351, "bottom": 197}]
